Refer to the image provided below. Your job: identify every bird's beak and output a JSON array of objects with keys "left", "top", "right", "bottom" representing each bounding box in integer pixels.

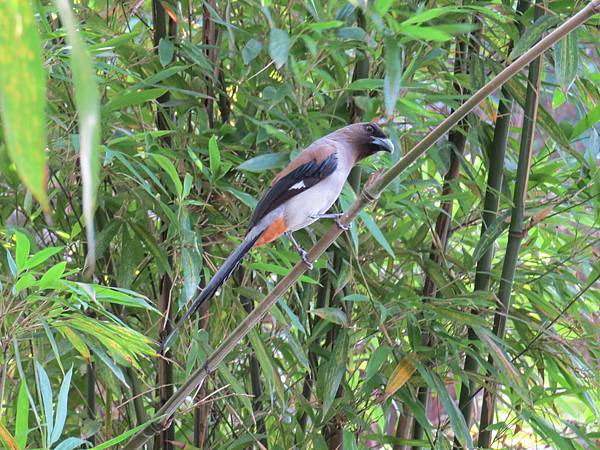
[{"left": 371, "top": 136, "right": 394, "bottom": 153}]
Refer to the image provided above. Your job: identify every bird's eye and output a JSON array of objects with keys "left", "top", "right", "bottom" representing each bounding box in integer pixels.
[{"left": 365, "top": 124, "right": 374, "bottom": 134}]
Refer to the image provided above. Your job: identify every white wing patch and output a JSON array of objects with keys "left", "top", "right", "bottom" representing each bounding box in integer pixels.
[{"left": 289, "top": 181, "right": 306, "bottom": 190}]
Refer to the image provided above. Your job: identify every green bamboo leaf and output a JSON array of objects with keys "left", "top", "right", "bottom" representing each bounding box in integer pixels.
[
  {"left": 359, "top": 211, "right": 395, "bottom": 257},
  {"left": 89, "top": 419, "right": 159, "bottom": 450},
  {"left": 526, "top": 413, "right": 576, "bottom": 450},
  {"left": 14, "top": 231, "right": 30, "bottom": 271},
  {"left": 15, "top": 381, "right": 30, "bottom": 449},
  {"left": 40, "top": 318, "right": 64, "bottom": 372},
  {"left": 130, "top": 222, "right": 171, "bottom": 276},
  {"left": 571, "top": 104, "right": 600, "bottom": 139},
  {"left": 55, "top": 0, "right": 101, "bottom": 274},
  {"left": 0, "top": 0, "right": 49, "bottom": 210},
  {"left": 223, "top": 187, "right": 258, "bottom": 209},
  {"left": 310, "top": 307, "right": 348, "bottom": 326},
  {"left": 510, "top": 15, "right": 560, "bottom": 59},
  {"left": 104, "top": 88, "right": 167, "bottom": 112},
  {"left": 248, "top": 330, "right": 286, "bottom": 405},
  {"left": 34, "top": 361, "right": 54, "bottom": 447},
  {"left": 401, "top": 25, "right": 452, "bottom": 42},
  {"left": 158, "top": 37, "right": 175, "bottom": 66},
  {"left": 554, "top": 30, "right": 578, "bottom": 91},
  {"left": 375, "top": 0, "right": 394, "bottom": 16},
  {"left": 342, "top": 430, "right": 359, "bottom": 450},
  {"left": 152, "top": 154, "right": 183, "bottom": 197},
  {"left": 269, "top": 28, "right": 290, "bottom": 68},
  {"left": 471, "top": 211, "right": 510, "bottom": 264},
  {"left": 55, "top": 437, "right": 90, "bottom": 450},
  {"left": 208, "top": 136, "right": 221, "bottom": 177},
  {"left": 384, "top": 37, "right": 403, "bottom": 117},
  {"left": 86, "top": 341, "right": 129, "bottom": 387},
  {"left": 21, "top": 246, "right": 64, "bottom": 271},
  {"left": 39, "top": 262, "right": 67, "bottom": 289},
  {"left": 49, "top": 367, "right": 73, "bottom": 446},
  {"left": 365, "top": 345, "right": 391, "bottom": 380},
  {"left": 418, "top": 367, "right": 473, "bottom": 449},
  {"left": 242, "top": 38, "right": 262, "bottom": 65},
  {"left": 237, "top": 152, "right": 289, "bottom": 172},
  {"left": 347, "top": 78, "right": 384, "bottom": 91},
  {"left": 318, "top": 331, "right": 348, "bottom": 417},
  {"left": 307, "top": 20, "right": 344, "bottom": 31}
]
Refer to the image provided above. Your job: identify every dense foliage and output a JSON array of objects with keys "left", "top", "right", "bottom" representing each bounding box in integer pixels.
[{"left": 0, "top": 0, "right": 599, "bottom": 449}]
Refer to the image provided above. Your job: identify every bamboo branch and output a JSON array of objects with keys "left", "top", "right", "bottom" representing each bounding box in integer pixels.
[
  {"left": 123, "top": 3, "right": 600, "bottom": 447},
  {"left": 478, "top": 1, "right": 545, "bottom": 446}
]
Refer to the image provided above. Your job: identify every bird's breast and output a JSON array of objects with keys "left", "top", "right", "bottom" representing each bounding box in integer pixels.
[{"left": 283, "top": 165, "right": 350, "bottom": 232}]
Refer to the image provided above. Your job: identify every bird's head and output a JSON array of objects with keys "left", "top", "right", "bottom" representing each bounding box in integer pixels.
[{"left": 333, "top": 122, "right": 394, "bottom": 161}]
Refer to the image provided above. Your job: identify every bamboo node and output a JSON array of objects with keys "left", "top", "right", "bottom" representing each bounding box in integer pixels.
[
  {"left": 361, "top": 188, "right": 380, "bottom": 203},
  {"left": 508, "top": 229, "right": 527, "bottom": 239},
  {"left": 203, "top": 360, "right": 214, "bottom": 376}
]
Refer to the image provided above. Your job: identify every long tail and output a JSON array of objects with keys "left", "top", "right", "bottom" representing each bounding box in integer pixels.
[{"left": 160, "top": 230, "right": 263, "bottom": 352}]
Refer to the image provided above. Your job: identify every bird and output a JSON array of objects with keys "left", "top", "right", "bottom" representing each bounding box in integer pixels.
[{"left": 161, "top": 122, "right": 393, "bottom": 351}]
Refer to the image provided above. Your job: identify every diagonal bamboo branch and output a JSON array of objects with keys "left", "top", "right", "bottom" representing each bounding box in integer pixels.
[{"left": 123, "top": 2, "right": 600, "bottom": 447}]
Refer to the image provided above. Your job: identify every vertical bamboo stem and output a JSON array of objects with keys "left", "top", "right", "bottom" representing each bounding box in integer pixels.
[
  {"left": 456, "top": 0, "right": 530, "bottom": 439},
  {"left": 152, "top": 1, "right": 176, "bottom": 448},
  {"left": 477, "top": 2, "right": 544, "bottom": 446}
]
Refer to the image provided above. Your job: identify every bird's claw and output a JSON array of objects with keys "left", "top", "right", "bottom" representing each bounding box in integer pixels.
[
  {"left": 336, "top": 216, "right": 352, "bottom": 231},
  {"left": 300, "top": 250, "right": 313, "bottom": 270}
]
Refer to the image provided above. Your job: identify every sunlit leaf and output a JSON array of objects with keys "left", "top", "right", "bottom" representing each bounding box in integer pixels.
[
  {"left": 0, "top": 423, "right": 18, "bottom": 450},
  {"left": 384, "top": 37, "right": 402, "bottom": 117},
  {"left": 55, "top": 0, "right": 101, "bottom": 274},
  {"left": 15, "top": 382, "right": 30, "bottom": 449},
  {"left": 49, "top": 367, "right": 73, "bottom": 446},
  {"left": 554, "top": 30, "right": 578, "bottom": 91},
  {"left": 385, "top": 354, "right": 416, "bottom": 397},
  {"left": 0, "top": 0, "right": 49, "bottom": 210},
  {"left": 35, "top": 361, "right": 54, "bottom": 447}
]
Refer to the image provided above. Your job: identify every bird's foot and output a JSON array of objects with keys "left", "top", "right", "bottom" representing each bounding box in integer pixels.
[
  {"left": 335, "top": 215, "right": 352, "bottom": 231},
  {"left": 310, "top": 212, "right": 351, "bottom": 230},
  {"left": 299, "top": 250, "right": 313, "bottom": 270},
  {"left": 286, "top": 231, "right": 313, "bottom": 269}
]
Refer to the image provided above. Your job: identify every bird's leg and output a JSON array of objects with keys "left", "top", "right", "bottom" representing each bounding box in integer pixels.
[
  {"left": 310, "top": 212, "right": 352, "bottom": 231},
  {"left": 285, "top": 231, "right": 313, "bottom": 269}
]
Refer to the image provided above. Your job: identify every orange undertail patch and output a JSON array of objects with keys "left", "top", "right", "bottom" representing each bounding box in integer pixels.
[{"left": 254, "top": 216, "right": 288, "bottom": 247}]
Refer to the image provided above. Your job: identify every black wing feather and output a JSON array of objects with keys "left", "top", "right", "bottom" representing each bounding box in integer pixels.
[{"left": 248, "top": 153, "right": 338, "bottom": 230}]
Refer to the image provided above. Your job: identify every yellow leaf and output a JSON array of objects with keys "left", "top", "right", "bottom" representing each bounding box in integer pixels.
[
  {"left": 60, "top": 326, "right": 91, "bottom": 362},
  {"left": 385, "top": 354, "right": 417, "bottom": 397},
  {"left": 0, "top": 423, "right": 19, "bottom": 450}
]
